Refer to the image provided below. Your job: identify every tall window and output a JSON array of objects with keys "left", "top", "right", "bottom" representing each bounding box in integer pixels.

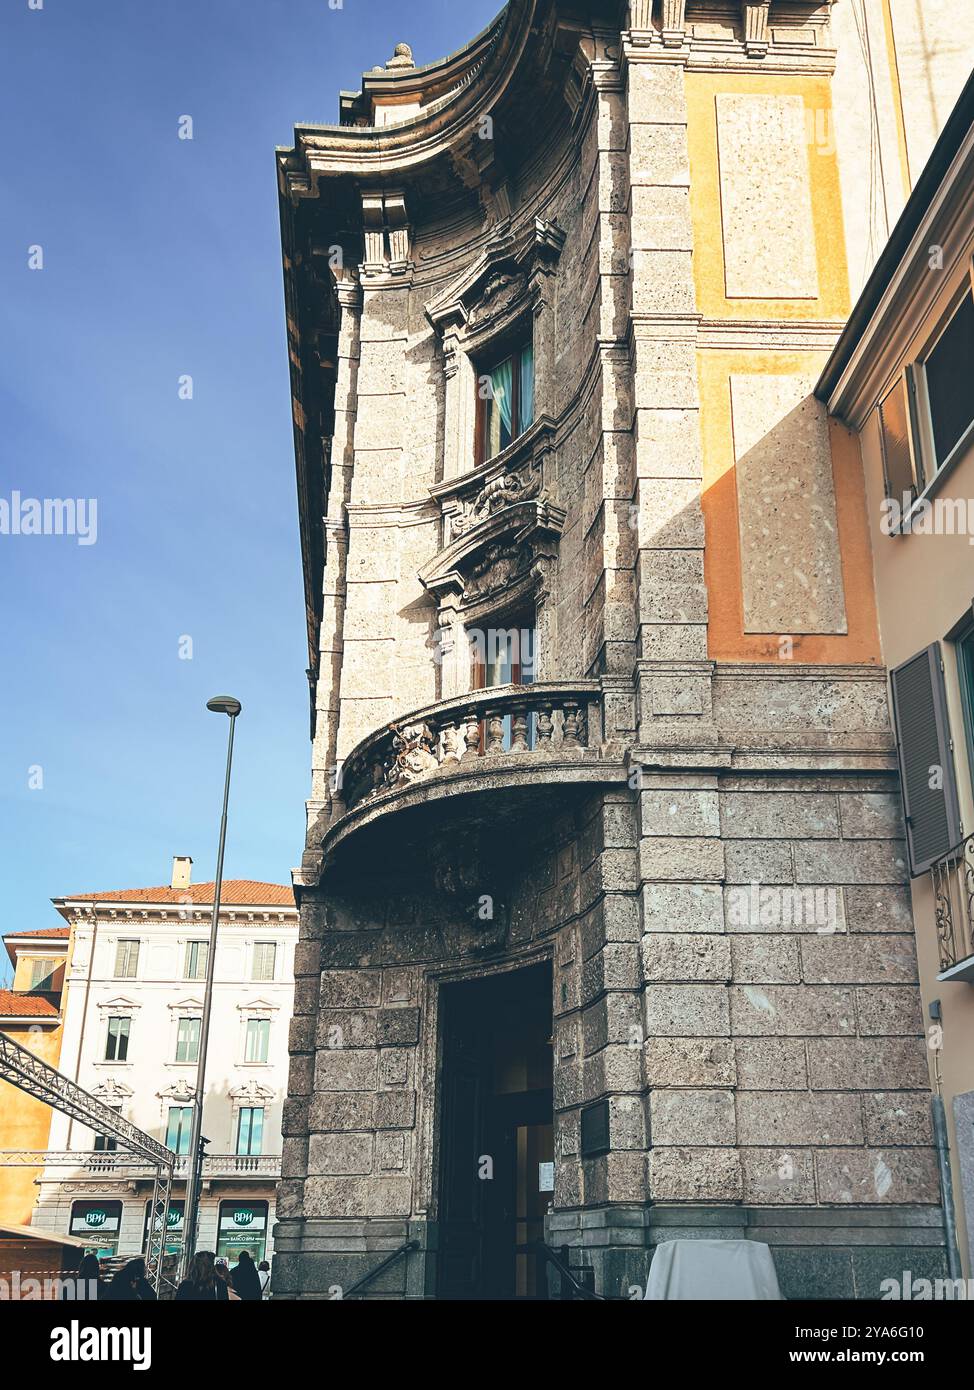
[
  {"left": 476, "top": 336, "right": 535, "bottom": 464},
  {"left": 923, "top": 290, "right": 974, "bottom": 472},
  {"left": 105, "top": 1016, "right": 130, "bottom": 1062},
  {"left": 245, "top": 1018, "right": 270, "bottom": 1064},
  {"left": 166, "top": 1106, "right": 194, "bottom": 1156},
  {"left": 252, "top": 942, "right": 276, "bottom": 983},
  {"left": 114, "top": 939, "right": 140, "bottom": 979},
  {"left": 175, "top": 1017, "right": 201, "bottom": 1064},
  {"left": 468, "top": 609, "right": 538, "bottom": 751},
  {"left": 184, "top": 941, "right": 209, "bottom": 981},
  {"left": 956, "top": 623, "right": 974, "bottom": 783},
  {"left": 94, "top": 1107, "right": 121, "bottom": 1153},
  {"left": 236, "top": 1107, "right": 264, "bottom": 1156}
]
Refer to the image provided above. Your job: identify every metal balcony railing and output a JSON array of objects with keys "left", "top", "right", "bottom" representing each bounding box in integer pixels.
[
  {"left": 339, "top": 681, "right": 604, "bottom": 812},
  {"left": 931, "top": 831, "right": 974, "bottom": 982}
]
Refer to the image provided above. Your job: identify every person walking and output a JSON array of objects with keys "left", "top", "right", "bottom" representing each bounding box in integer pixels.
[
  {"left": 230, "top": 1249, "right": 263, "bottom": 1302},
  {"left": 103, "top": 1257, "right": 157, "bottom": 1302},
  {"left": 175, "top": 1250, "right": 230, "bottom": 1301},
  {"left": 257, "top": 1260, "right": 271, "bottom": 1299},
  {"left": 62, "top": 1251, "right": 104, "bottom": 1301}
]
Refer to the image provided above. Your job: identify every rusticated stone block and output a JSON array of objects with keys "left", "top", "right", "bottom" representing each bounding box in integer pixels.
[
  {"left": 806, "top": 1038, "right": 929, "bottom": 1090},
  {"left": 275, "top": 1180, "right": 305, "bottom": 1220},
  {"left": 735, "top": 1038, "right": 808, "bottom": 1090},
  {"left": 855, "top": 988, "right": 924, "bottom": 1036},
  {"left": 640, "top": 837, "right": 725, "bottom": 882},
  {"left": 730, "top": 936, "right": 800, "bottom": 984},
  {"left": 862, "top": 1093, "right": 933, "bottom": 1146},
  {"left": 649, "top": 1147, "right": 743, "bottom": 1202},
  {"left": 645, "top": 1037, "right": 737, "bottom": 1088},
  {"left": 741, "top": 1149, "right": 816, "bottom": 1204},
  {"left": 319, "top": 970, "right": 382, "bottom": 1009},
  {"left": 814, "top": 1148, "right": 940, "bottom": 1204},
  {"left": 581, "top": 992, "right": 641, "bottom": 1055},
  {"left": 609, "top": 1094, "right": 647, "bottom": 1150},
  {"left": 308, "top": 1132, "right": 373, "bottom": 1177},
  {"left": 281, "top": 1137, "right": 309, "bottom": 1181},
  {"left": 645, "top": 983, "right": 730, "bottom": 1036},
  {"left": 642, "top": 933, "right": 731, "bottom": 982},
  {"left": 287, "top": 1054, "right": 314, "bottom": 1097},
  {"left": 642, "top": 882, "right": 725, "bottom": 934},
  {"left": 720, "top": 793, "right": 838, "bottom": 840},
  {"left": 737, "top": 1092, "right": 863, "bottom": 1147},
  {"left": 838, "top": 793, "right": 905, "bottom": 840},
  {"left": 581, "top": 942, "right": 643, "bottom": 1001},
  {"left": 303, "top": 1176, "right": 411, "bottom": 1218},
  {"left": 379, "top": 1048, "right": 410, "bottom": 1086},
  {"left": 640, "top": 789, "right": 719, "bottom": 838},
  {"left": 800, "top": 935, "right": 917, "bottom": 985},
  {"left": 583, "top": 1151, "right": 648, "bottom": 1204},
  {"left": 729, "top": 985, "right": 855, "bottom": 1037},
  {"left": 582, "top": 1043, "right": 643, "bottom": 1099},
  {"left": 288, "top": 1015, "right": 315, "bottom": 1054},
  {"left": 314, "top": 1048, "right": 378, "bottom": 1092},
  {"left": 373, "top": 1090, "right": 416, "bottom": 1131},
  {"left": 376, "top": 1132, "right": 406, "bottom": 1171},
  {"left": 723, "top": 841, "right": 793, "bottom": 885},
  {"left": 377, "top": 1007, "right": 420, "bottom": 1045},
  {"left": 650, "top": 1088, "right": 736, "bottom": 1146},
  {"left": 309, "top": 1092, "right": 373, "bottom": 1133},
  {"left": 316, "top": 1009, "right": 377, "bottom": 1050},
  {"left": 843, "top": 885, "right": 915, "bottom": 933},
  {"left": 281, "top": 1097, "right": 309, "bottom": 1138},
  {"left": 793, "top": 841, "right": 909, "bottom": 885}
]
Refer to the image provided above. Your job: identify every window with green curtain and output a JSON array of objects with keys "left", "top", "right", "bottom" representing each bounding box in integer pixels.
[
  {"left": 245, "top": 1017, "right": 270, "bottom": 1064},
  {"left": 480, "top": 336, "right": 535, "bottom": 463},
  {"left": 166, "top": 1106, "right": 194, "bottom": 1155},
  {"left": 236, "top": 1107, "right": 265, "bottom": 1156},
  {"left": 175, "top": 1016, "right": 201, "bottom": 1063}
]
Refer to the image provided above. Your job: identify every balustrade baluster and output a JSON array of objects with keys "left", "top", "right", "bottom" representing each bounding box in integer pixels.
[{"left": 510, "top": 704, "right": 529, "bottom": 753}]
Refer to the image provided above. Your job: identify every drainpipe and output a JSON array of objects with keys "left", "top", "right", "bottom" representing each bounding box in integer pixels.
[{"left": 930, "top": 1000, "right": 962, "bottom": 1279}]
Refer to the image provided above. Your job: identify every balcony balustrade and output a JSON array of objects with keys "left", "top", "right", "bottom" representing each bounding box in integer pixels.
[{"left": 338, "top": 680, "right": 604, "bottom": 813}]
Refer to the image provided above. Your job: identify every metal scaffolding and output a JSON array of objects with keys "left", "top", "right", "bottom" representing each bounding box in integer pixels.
[{"left": 0, "top": 1030, "right": 176, "bottom": 1291}]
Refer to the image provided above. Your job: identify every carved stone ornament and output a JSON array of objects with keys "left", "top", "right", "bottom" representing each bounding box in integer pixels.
[
  {"left": 426, "top": 217, "right": 566, "bottom": 336},
  {"left": 91, "top": 1078, "right": 133, "bottom": 1102},
  {"left": 158, "top": 1080, "right": 196, "bottom": 1103},
  {"left": 229, "top": 1081, "right": 276, "bottom": 1104},
  {"left": 451, "top": 460, "right": 542, "bottom": 538},
  {"left": 389, "top": 722, "right": 440, "bottom": 787},
  {"left": 463, "top": 541, "right": 530, "bottom": 603}
]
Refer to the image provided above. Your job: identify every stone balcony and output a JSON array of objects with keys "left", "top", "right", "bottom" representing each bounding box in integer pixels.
[
  {"left": 318, "top": 681, "right": 628, "bottom": 877},
  {"left": 62, "top": 1152, "right": 281, "bottom": 1181}
]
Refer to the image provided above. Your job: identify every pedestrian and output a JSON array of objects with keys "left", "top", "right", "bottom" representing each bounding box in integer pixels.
[
  {"left": 214, "top": 1257, "right": 241, "bottom": 1301},
  {"left": 230, "top": 1249, "right": 263, "bottom": 1302},
  {"left": 257, "top": 1260, "right": 271, "bottom": 1299},
  {"left": 103, "top": 1257, "right": 157, "bottom": 1302},
  {"left": 62, "top": 1251, "right": 104, "bottom": 1301},
  {"left": 175, "top": 1250, "right": 230, "bottom": 1301}
]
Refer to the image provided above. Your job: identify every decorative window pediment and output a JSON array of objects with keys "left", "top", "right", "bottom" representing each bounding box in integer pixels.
[
  {"left": 91, "top": 1078, "right": 133, "bottom": 1102},
  {"left": 236, "top": 997, "right": 279, "bottom": 1015},
  {"left": 229, "top": 1081, "right": 276, "bottom": 1104},
  {"left": 168, "top": 996, "right": 204, "bottom": 1013},
  {"left": 426, "top": 217, "right": 565, "bottom": 337},
  {"left": 157, "top": 1080, "right": 196, "bottom": 1103},
  {"left": 96, "top": 995, "right": 140, "bottom": 1013}
]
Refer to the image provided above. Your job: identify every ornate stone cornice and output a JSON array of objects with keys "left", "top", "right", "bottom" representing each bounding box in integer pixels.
[{"left": 425, "top": 217, "right": 566, "bottom": 335}]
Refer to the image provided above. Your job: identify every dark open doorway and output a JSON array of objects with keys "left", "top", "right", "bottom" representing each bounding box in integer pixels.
[{"left": 436, "top": 960, "right": 553, "bottom": 1300}]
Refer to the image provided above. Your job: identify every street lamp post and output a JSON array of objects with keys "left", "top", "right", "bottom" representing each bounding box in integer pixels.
[{"left": 180, "top": 695, "right": 241, "bottom": 1280}]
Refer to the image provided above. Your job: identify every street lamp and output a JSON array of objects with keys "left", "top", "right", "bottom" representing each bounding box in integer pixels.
[{"left": 180, "top": 696, "right": 241, "bottom": 1280}]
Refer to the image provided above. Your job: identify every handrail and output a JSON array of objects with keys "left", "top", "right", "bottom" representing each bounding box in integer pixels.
[
  {"left": 530, "top": 1241, "right": 611, "bottom": 1301},
  {"left": 342, "top": 1239, "right": 419, "bottom": 1300}
]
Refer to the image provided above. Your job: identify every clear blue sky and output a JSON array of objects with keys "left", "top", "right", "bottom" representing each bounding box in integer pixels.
[{"left": 0, "top": 0, "right": 500, "bottom": 979}]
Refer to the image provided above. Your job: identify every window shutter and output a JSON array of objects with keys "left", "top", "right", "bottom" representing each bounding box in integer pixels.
[{"left": 890, "top": 643, "right": 963, "bottom": 875}]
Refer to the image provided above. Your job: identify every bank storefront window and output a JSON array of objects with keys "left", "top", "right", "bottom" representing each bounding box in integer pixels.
[
  {"left": 70, "top": 1200, "right": 123, "bottom": 1258},
  {"left": 143, "top": 1199, "right": 184, "bottom": 1256},
  {"left": 217, "top": 1200, "right": 268, "bottom": 1264}
]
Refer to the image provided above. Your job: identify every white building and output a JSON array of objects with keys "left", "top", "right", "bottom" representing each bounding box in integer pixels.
[{"left": 30, "top": 858, "right": 298, "bottom": 1268}]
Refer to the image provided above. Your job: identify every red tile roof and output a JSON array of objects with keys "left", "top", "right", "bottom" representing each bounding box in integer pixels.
[
  {"left": 0, "top": 990, "right": 60, "bottom": 1019},
  {"left": 4, "top": 927, "right": 70, "bottom": 940},
  {"left": 65, "top": 881, "right": 295, "bottom": 907}
]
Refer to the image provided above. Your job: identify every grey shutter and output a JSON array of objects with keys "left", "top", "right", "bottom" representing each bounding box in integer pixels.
[{"left": 890, "top": 643, "right": 963, "bottom": 875}]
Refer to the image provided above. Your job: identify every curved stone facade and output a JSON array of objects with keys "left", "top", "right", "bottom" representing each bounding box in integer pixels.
[{"left": 275, "top": 1, "right": 950, "bottom": 1298}]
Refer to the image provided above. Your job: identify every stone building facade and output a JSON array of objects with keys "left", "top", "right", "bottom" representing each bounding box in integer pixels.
[{"left": 274, "top": 1, "right": 973, "bottom": 1298}]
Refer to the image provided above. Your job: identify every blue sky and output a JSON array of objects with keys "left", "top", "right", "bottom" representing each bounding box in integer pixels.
[{"left": 0, "top": 0, "right": 500, "bottom": 979}]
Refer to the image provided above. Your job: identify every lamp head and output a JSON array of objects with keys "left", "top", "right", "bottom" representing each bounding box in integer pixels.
[{"left": 206, "top": 695, "right": 242, "bottom": 718}]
